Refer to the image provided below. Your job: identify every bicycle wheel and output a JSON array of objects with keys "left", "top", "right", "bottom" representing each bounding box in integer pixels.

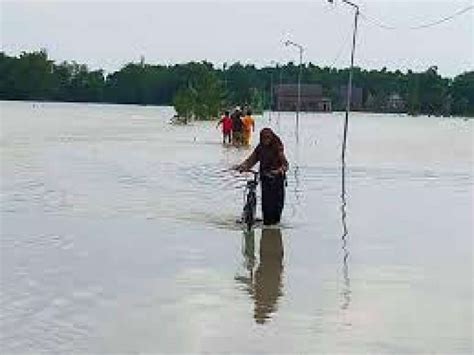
[{"left": 244, "top": 191, "right": 257, "bottom": 231}]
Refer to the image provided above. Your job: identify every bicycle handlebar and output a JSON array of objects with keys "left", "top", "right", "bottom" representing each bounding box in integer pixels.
[{"left": 230, "top": 165, "right": 258, "bottom": 176}]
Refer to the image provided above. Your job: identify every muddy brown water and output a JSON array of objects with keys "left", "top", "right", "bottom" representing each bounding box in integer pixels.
[{"left": 1, "top": 101, "right": 472, "bottom": 353}]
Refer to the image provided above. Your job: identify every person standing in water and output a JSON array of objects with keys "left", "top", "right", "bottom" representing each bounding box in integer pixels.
[
  {"left": 231, "top": 107, "right": 244, "bottom": 146},
  {"left": 216, "top": 110, "right": 233, "bottom": 144},
  {"left": 234, "top": 128, "right": 288, "bottom": 225},
  {"left": 242, "top": 109, "right": 255, "bottom": 146}
]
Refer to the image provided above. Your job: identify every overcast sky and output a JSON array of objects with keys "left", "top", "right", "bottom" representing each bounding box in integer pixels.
[{"left": 1, "top": 0, "right": 473, "bottom": 77}]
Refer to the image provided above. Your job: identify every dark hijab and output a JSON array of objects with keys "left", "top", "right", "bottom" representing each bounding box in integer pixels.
[
  {"left": 256, "top": 128, "right": 288, "bottom": 174},
  {"left": 259, "top": 128, "right": 283, "bottom": 150}
]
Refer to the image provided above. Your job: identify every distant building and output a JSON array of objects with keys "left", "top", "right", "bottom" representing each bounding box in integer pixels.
[
  {"left": 386, "top": 93, "right": 406, "bottom": 112},
  {"left": 339, "top": 85, "right": 363, "bottom": 110},
  {"left": 365, "top": 92, "right": 377, "bottom": 110},
  {"left": 274, "top": 84, "right": 332, "bottom": 112}
]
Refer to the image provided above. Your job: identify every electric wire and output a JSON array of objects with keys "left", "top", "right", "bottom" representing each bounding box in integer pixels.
[
  {"left": 328, "top": 29, "right": 352, "bottom": 68},
  {"left": 359, "top": 4, "right": 474, "bottom": 31}
]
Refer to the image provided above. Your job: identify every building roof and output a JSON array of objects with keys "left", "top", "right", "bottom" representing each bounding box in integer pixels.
[{"left": 275, "top": 84, "right": 323, "bottom": 97}]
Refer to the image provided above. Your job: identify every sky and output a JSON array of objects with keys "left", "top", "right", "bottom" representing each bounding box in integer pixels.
[{"left": 1, "top": 0, "right": 473, "bottom": 77}]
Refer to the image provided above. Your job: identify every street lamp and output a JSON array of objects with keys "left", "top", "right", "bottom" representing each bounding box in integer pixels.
[
  {"left": 328, "top": 1, "right": 358, "bottom": 303},
  {"left": 284, "top": 40, "right": 304, "bottom": 136},
  {"left": 327, "top": 0, "right": 360, "bottom": 170}
]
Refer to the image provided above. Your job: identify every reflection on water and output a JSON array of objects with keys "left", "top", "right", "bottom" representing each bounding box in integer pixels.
[
  {"left": 254, "top": 228, "right": 284, "bottom": 324},
  {"left": 234, "top": 230, "right": 256, "bottom": 294},
  {"left": 340, "top": 168, "right": 351, "bottom": 311},
  {"left": 289, "top": 138, "right": 302, "bottom": 221},
  {"left": 235, "top": 228, "right": 284, "bottom": 324},
  {"left": 243, "top": 230, "right": 256, "bottom": 275}
]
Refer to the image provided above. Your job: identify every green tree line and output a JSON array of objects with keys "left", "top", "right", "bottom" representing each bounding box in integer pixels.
[{"left": 1, "top": 50, "right": 473, "bottom": 117}]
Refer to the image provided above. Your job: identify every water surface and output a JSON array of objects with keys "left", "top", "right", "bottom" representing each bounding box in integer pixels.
[{"left": 1, "top": 101, "right": 472, "bottom": 353}]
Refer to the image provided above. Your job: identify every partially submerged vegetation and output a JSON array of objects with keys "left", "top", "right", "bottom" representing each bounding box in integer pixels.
[{"left": 172, "top": 64, "right": 222, "bottom": 122}]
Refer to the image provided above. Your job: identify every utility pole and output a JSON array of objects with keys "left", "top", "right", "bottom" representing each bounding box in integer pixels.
[
  {"left": 284, "top": 40, "right": 304, "bottom": 140},
  {"left": 327, "top": 0, "right": 360, "bottom": 172},
  {"left": 270, "top": 61, "right": 279, "bottom": 122}
]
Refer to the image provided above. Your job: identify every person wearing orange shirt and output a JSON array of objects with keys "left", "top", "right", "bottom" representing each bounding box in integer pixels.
[{"left": 242, "top": 109, "right": 255, "bottom": 146}]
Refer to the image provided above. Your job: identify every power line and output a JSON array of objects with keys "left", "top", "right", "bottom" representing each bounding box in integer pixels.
[
  {"left": 360, "top": 4, "right": 474, "bottom": 31},
  {"left": 328, "top": 29, "right": 352, "bottom": 68},
  {"left": 359, "top": 12, "right": 396, "bottom": 30}
]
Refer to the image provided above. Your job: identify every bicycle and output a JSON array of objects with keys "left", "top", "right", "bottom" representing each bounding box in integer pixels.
[{"left": 241, "top": 170, "right": 259, "bottom": 231}]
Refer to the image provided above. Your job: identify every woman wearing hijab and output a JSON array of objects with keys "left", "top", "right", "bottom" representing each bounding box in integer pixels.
[{"left": 234, "top": 128, "right": 289, "bottom": 225}]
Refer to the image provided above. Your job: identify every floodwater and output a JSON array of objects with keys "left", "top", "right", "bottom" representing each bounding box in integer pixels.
[{"left": 0, "top": 101, "right": 472, "bottom": 353}]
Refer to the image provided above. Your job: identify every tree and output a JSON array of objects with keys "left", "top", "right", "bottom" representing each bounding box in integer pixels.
[
  {"left": 1, "top": 51, "right": 472, "bottom": 117},
  {"left": 173, "top": 86, "right": 196, "bottom": 123},
  {"left": 451, "top": 71, "right": 474, "bottom": 116},
  {"left": 172, "top": 62, "right": 223, "bottom": 121},
  {"left": 1, "top": 49, "right": 53, "bottom": 100}
]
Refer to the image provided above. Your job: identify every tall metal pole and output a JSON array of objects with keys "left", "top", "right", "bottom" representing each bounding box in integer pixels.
[
  {"left": 284, "top": 40, "right": 304, "bottom": 141},
  {"left": 223, "top": 62, "right": 228, "bottom": 105},
  {"left": 342, "top": 3, "right": 359, "bottom": 166},
  {"left": 278, "top": 66, "right": 283, "bottom": 113},
  {"left": 328, "top": 0, "right": 359, "bottom": 195},
  {"left": 270, "top": 60, "right": 278, "bottom": 122},
  {"left": 297, "top": 48, "right": 303, "bottom": 134},
  {"left": 327, "top": 2, "right": 358, "bottom": 307},
  {"left": 277, "top": 64, "right": 283, "bottom": 130},
  {"left": 270, "top": 71, "right": 273, "bottom": 122}
]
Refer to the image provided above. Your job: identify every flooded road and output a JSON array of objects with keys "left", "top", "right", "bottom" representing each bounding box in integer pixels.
[{"left": 1, "top": 101, "right": 472, "bottom": 353}]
